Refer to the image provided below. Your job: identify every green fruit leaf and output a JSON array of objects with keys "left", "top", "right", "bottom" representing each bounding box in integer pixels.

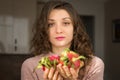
[
  {"left": 72, "top": 56, "right": 86, "bottom": 62},
  {"left": 60, "top": 56, "right": 68, "bottom": 61},
  {"left": 61, "top": 48, "right": 70, "bottom": 56}
]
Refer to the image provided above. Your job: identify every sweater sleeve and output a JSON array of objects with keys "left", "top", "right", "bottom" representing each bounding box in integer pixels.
[{"left": 83, "top": 56, "right": 104, "bottom": 80}]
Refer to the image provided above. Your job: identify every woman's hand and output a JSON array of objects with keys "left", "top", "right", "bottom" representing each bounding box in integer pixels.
[
  {"left": 43, "top": 67, "right": 63, "bottom": 80},
  {"left": 57, "top": 64, "right": 80, "bottom": 80}
]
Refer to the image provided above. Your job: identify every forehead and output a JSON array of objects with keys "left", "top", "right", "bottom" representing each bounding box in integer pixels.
[{"left": 48, "top": 9, "right": 71, "bottom": 19}]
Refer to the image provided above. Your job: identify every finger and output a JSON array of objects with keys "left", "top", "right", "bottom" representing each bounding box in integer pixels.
[
  {"left": 48, "top": 67, "right": 55, "bottom": 80},
  {"left": 77, "top": 66, "right": 80, "bottom": 73},
  {"left": 63, "top": 66, "right": 72, "bottom": 77},
  {"left": 57, "top": 74, "right": 63, "bottom": 80},
  {"left": 57, "top": 64, "right": 67, "bottom": 78},
  {"left": 43, "top": 68, "right": 49, "bottom": 79},
  {"left": 70, "top": 68, "right": 78, "bottom": 79},
  {"left": 52, "top": 70, "right": 59, "bottom": 80}
]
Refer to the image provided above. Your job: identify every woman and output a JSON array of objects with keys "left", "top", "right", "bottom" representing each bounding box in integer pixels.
[{"left": 21, "top": 0, "right": 104, "bottom": 80}]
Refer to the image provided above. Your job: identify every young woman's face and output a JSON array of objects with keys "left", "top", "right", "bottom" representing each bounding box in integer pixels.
[{"left": 48, "top": 9, "right": 74, "bottom": 49}]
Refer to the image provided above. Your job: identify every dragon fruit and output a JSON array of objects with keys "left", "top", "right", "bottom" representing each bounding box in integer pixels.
[
  {"left": 60, "top": 48, "right": 86, "bottom": 69},
  {"left": 34, "top": 48, "right": 86, "bottom": 72},
  {"left": 35, "top": 55, "right": 60, "bottom": 71}
]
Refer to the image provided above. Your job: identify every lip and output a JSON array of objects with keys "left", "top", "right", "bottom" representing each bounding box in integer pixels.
[{"left": 55, "top": 36, "right": 65, "bottom": 41}]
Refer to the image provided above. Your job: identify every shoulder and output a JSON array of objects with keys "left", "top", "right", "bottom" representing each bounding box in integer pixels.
[
  {"left": 21, "top": 54, "right": 44, "bottom": 71},
  {"left": 21, "top": 53, "right": 50, "bottom": 70},
  {"left": 83, "top": 56, "right": 104, "bottom": 80},
  {"left": 21, "top": 53, "right": 54, "bottom": 80},
  {"left": 91, "top": 56, "right": 104, "bottom": 69},
  {"left": 22, "top": 56, "right": 37, "bottom": 67},
  {"left": 87, "top": 56, "right": 104, "bottom": 73},
  {"left": 86, "top": 56, "right": 104, "bottom": 75},
  {"left": 21, "top": 57, "right": 36, "bottom": 70},
  {"left": 22, "top": 54, "right": 44, "bottom": 67}
]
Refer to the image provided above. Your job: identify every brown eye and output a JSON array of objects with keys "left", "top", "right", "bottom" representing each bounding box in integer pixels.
[
  {"left": 48, "top": 23, "right": 55, "bottom": 27},
  {"left": 63, "top": 22, "right": 71, "bottom": 26}
]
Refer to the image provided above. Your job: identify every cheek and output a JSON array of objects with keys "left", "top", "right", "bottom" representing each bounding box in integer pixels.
[
  {"left": 48, "top": 28, "right": 54, "bottom": 35},
  {"left": 70, "top": 27, "right": 74, "bottom": 35},
  {"left": 48, "top": 28, "right": 52, "bottom": 36},
  {"left": 67, "top": 29, "right": 74, "bottom": 40},
  {"left": 48, "top": 30, "right": 54, "bottom": 41},
  {"left": 70, "top": 32, "right": 74, "bottom": 40}
]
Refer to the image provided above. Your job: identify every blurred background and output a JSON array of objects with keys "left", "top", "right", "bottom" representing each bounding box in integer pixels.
[{"left": 0, "top": 0, "right": 120, "bottom": 80}]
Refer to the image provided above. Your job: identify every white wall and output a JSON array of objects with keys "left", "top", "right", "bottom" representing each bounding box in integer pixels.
[
  {"left": 0, "top": 0, "right": 36, "bottom": 53},
  {"left": 0, "top": 0, "right": 13, "bottom": 53}
]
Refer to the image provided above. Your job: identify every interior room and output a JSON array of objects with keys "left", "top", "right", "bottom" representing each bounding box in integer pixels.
[{"left": 0, "top": 0, "right": 120, "bottom": 80}]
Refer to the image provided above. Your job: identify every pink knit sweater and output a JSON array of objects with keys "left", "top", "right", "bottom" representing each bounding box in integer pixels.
[{"left": 21, "top": 53, "right": 104, "bottom": 80}]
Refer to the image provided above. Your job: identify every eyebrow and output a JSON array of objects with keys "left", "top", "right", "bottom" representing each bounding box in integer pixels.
[
  {"left": 48, "top": 17, "right": 71, "bottom": 21},
  {"left": 63, "top": 17, "right": 71, "bottom": 20}
]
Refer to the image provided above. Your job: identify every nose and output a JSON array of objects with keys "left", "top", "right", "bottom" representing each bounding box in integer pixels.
[{"left": 55, "top": 24, "right": 63, "bottom": 34}]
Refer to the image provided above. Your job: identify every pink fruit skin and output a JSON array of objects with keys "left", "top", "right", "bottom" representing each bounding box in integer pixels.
[
  {"left": 67, "top": 52, "right": 81, "bottom": 69},
  {"left": 73, "top": 60, "right": 80, "bottom": 69},
  {"left": 42, "top": 66, "right": 46, "bottom": 71},
  {"left": 49, "top": 55, "right": 60, "bottom": 61}
]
